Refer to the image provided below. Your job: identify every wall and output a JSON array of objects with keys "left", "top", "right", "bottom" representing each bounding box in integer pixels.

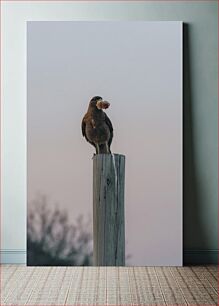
[{"left": 1, "top": 1, "right": 217, "bottom": 264}]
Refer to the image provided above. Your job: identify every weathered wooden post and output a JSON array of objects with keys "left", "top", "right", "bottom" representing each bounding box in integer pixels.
[{"left": 93, "top": 153, "right": 125, "bottom": 266}]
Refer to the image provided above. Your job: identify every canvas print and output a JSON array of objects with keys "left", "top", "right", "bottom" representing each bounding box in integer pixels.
[{"left": 27, "top": 21, "right": 182, "bottom": 266}]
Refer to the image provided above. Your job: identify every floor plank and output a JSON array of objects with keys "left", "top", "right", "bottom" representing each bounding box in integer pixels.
[{"left": 1, "top": 265, "right": 218, "bottom": 305}]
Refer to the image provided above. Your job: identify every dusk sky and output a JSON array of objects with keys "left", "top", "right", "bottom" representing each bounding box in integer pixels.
[{"left": 27, "top": 21, "right": 182, "bottom": 266}]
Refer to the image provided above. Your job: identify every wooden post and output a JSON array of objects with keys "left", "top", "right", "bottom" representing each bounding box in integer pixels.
[{"left": 93, "top": 153, "right": 125, "bottom": 266}]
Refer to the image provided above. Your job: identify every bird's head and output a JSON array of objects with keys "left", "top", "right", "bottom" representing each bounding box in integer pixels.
[{"left": 89, "top": 96, "right": 110, "bottom": 110}]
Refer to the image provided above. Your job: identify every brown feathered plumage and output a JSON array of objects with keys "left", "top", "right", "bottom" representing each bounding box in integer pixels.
[{"left": 82, "top": 96, "right": 113, "bottom": 154}]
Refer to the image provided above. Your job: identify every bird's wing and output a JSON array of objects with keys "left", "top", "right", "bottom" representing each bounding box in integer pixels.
[
  {"left": 81, "top": 113, "right": 88, "bottom": 138},
  {"left": 105, "top": 113, "right": 113, "bottom": 132},
  {"left": 105, "top": 113, "right": 114, "bottom": 147},
  {"left": 82, "top": 114, "right": 96, "bottom": 148}
]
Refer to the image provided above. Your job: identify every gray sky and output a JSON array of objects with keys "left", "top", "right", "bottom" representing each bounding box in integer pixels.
[{"left": 27, "top": 21, "right": 182, "bottom": 265}]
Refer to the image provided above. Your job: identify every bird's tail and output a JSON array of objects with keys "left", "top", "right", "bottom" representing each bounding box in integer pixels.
[{"left": 99, "top": 143, "right": 111, "bottom": 154}]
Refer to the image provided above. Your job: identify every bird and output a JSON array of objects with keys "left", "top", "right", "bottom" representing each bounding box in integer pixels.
[{"left": 81, "top": 96, "right": 113, "bottom": 154}]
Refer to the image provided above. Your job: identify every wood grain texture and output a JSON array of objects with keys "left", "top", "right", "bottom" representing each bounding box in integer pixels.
[{"left": 93, "top": 154, "right": 125, "bottom": 266}]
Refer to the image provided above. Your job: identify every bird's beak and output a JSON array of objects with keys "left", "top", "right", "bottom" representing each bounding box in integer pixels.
[{"left": 96, "top": 99, "right": 110, "bottom": 110}]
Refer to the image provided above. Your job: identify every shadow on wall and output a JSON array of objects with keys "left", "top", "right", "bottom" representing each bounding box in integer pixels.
[
  {"left": 183, "top": 23, "right": 207, "bottom": 260},
  {"left": 27, "top": 194, "right": 93, "bottom": 266}
]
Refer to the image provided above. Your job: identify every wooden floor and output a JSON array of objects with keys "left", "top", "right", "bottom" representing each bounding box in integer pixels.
[{"left": 1, "top": 265, "right": 218, "bottom": 305}]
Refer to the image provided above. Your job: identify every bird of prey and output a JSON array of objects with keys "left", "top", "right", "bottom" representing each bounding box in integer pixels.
[{"left": 81, "top": 96, "right": 113, "bottom": 154}]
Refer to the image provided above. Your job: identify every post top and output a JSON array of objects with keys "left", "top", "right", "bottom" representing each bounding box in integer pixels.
[{"left": 93, "top": 153, "right": 125, "bottom": 160}]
